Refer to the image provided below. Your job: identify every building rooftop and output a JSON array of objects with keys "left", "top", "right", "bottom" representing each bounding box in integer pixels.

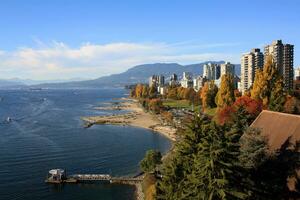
[{"left": 250, "top": 110, "right": 300, "bottom": 150}]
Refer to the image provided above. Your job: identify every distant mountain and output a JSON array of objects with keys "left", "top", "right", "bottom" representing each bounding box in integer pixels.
[
  {"left": 1, "top": 77, "right": 88, "bottom": 85},
  {"left": 0, "top": 80, "right": 26, "bottom": 89},
  {"left": 12, "top": 61, "right": 241, "bottom": 89}
]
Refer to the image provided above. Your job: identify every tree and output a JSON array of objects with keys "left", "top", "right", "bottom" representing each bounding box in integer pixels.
[
  {"left": 157, "top": 116, "right": 249, "bottom": 200},
  {"left": 239, "top": 127, "right": 269, "bottom": 169},
  {"left": 130, "top": 86, "right": 136, "bottom": 97},
  {"left": 215, "top": 74, "right": 235, "bottom": 108},
  {"left": 284, "top": 95, "right": 298, "bottom": 114},
  {"left": 157, "top": 116, "right": 211, "bottom": 200},
  {"left": 184, "top": 87, "right": 196, "bottom": 103},
  {"left": 135, "top": 84, "right": 144, "bottom": 98},
  {"left": 167, "top": 86, "right": 178, "bottom": 99},
  {"left": 216, "top": 105, "right": 235, "bottom": 125},
  {"left": 248, "top": 139, "right": 300, "bottom": 199},
  {"left": 148, "top": 98, "right": 163, "bottom": 114},
  {"left": 216, "top": 96, "right": 262, "bottom": 126},
  {"left": 201, "top": 81, "right": 218, "bottom": 110},
  {"left": 140, "top": 150, "right": 162, "bottom": 173},
  {"left": 269, "top": 76, "right": 285, "bottom": 112},
  {"left": 149, "top": 85, "right": 157, "bottom": 98},
  {"left": 251, "top": 56, "right": 280, "bottom": 107},
  {"left": 142, "top": 85, "right": 149, "bottom": 98}
]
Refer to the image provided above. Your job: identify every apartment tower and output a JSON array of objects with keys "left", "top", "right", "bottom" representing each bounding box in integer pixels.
[
  {"left": 241, "top": 48, "right": 264, "bottom": 94},
  {"left": 264, "top": 40, "right": 294, "bottom": 90},
  {"left": 203, "top": 63, "right": 220, "bottom": 80}
]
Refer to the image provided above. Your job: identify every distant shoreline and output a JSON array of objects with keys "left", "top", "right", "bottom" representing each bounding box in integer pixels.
[{"left": 81, "top": 98, "right": 177, "bottom": 141}]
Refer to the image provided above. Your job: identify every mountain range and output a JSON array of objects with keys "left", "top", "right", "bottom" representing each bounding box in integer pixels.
[{"left": 0, "top": 61, "right": 241, "bottom": 89}]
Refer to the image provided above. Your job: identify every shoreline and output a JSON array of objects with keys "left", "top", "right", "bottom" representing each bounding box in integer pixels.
[
  {"left": 81, "top": 98, "right": 177, "bottom": 141},
  {"left": 81, "top": 97, "right": 177, "bottom": 200}
]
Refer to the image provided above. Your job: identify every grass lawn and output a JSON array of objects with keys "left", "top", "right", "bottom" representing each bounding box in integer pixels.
[{"left": 162, "top": 99, "right": 191, "bottom": 109}]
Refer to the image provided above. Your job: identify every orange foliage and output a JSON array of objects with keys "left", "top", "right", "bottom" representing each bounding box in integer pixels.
[
  {"left": 216, "top": 96, "right": 262, "bottom": 125},
  {"left": 284, "top": 95, "right": 298, "bottom": 114},
  {"left": 233, "top": 96, "right": 262, "bottom": 116},
  {"left": 216, "top": 106, "right": 235, "bottom": 125}
]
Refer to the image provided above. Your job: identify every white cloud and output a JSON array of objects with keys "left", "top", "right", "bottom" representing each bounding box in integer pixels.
[{"left": 0, "top": 41, "right": 240, "bottom": 80}]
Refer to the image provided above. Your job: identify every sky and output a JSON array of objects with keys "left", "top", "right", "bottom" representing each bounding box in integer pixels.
[{"left": 0, "top": 0, "right": 299, "bottom": 80}]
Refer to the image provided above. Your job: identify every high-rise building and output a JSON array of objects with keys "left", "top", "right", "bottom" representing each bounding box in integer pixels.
[
  {"left": 169, "top": 74, "right": 178, "bottom": 86},
  {"left": 220, "top": 62, "right": 235, "bottom": 77},
  {"left": 241, "top": 48, "right": 264, "bottom": 94},
  {"left": 294, "top": 68, "right": 300, "bottom": 80},
  {"left": 264, "top": 40, "right": 294, "bottom": 90},
  {"left": 193, "top": 76, "right": 207, "bottom": 91},
  {"left": 203, "top": 63, "right": 220, "bottom": 80},
  {"left": 149, "top": 75, "right": 158, "bottom": 87},
  {"left": 149, "top": 75, "right": 164, "bottom": 87},
  {"left": 181, "top": 72, "right": 193, "bottom": 88},
  {"left": 170, "top": 73, "right": 178, "bottom": 81},
  {"left": 158, "top": 75, "right": 165, "bottom": 86}
]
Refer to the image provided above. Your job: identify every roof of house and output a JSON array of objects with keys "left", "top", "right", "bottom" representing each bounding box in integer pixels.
[{"left": 250, "top": 110, "right": 300, "bottom": 150}]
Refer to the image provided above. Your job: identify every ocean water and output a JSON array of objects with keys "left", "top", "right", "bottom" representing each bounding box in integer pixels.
[{"left": 0, "top": 88, "right": 171, "bottom": 200}]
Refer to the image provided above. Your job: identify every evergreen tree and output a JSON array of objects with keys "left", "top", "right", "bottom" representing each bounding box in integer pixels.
[
  {"left": 239, "top": 127, "right": 269, "bottom": 169},
  {"left": 140, "top": 150, "right": 162, "bottom": 173},
  {"left": 157, "top": 116, "right": 249, "bottom": 200},
  {"left": 156, "top": 116, "right": 210, "bottom": 200},
  {"left": 215, "top": 74, "right": 235, "bottom": 108}
]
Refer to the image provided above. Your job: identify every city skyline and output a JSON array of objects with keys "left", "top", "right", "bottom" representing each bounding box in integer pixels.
[{"left": 0, "top": 0, "right": 299, "bottom": 80}]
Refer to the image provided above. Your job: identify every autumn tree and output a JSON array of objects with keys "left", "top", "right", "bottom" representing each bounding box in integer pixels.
[
  {"left": 148, "top": 98, "right": 163, "bottom": 114},
  {"left": 135, "top": 84, "right": 144, "bottom": 98},
  {"left": 142, "top": 85, "right": 149, "bottom": 98},
  {"left": 183, "top": 87, "right": 196, "bottom": 103},
  {"left": 215, "top": 74, "right": 235, "bottom": 108},
  {"left": 166, "top": 86, "right": 178, "bottom": 99},
  {"left": 284, "top": 95, "right": 298, "bottom": 114},
  {"left": 251, "top": 56, "right": 282, "bottom": 107},
  {"left": 149, "top": 85, "right": 157, "bottom": 99},
  {"left": 216, "top": 96, "right": 262, "bottom": 125},
  {"left": 200, "top": 81, "right": 218, "bottom": 110},
  {"left": 269, "top": 76, "right": 285, "bottom": 112}
]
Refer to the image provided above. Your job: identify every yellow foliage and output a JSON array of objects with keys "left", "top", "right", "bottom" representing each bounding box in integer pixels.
[
  {"left": 251, "top": 56, "right": 280, "bottom": 107},
  {"left": 215, "top": 74, "right": 235, "bottom": 108}
]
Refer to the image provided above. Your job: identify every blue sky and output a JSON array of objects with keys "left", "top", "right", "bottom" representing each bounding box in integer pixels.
[{"left": 0, "top": 0, "right": 299, "bottom": 80}]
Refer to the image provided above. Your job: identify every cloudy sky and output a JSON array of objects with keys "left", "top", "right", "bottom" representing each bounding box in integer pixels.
[{"left": 0, "top": 0, "right": 299, "bottom": 80}]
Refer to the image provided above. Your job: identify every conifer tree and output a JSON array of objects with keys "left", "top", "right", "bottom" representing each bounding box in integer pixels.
[{"left": 215, "top": 74, "right": 235, "bottom": 108}]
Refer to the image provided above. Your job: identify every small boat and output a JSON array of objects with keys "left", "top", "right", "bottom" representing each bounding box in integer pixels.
[{"left": 6, "top": 117, "right": 12, "bottom": 122}]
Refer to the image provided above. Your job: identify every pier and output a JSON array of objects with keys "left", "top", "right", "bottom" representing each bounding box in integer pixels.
[{"left": 45, "top": 169, "right": 143, "bottom": 185}]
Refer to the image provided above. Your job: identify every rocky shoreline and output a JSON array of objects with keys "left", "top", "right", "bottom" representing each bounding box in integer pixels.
[{"left": 81, "top": 98, "right": 177, "bottom": 141}]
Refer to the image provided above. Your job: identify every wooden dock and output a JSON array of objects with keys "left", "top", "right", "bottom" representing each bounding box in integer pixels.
[{"left": 46, "top": 173, "right": 143, "bottom": 185}]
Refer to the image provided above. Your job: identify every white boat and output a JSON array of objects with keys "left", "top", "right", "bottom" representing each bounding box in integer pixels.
[{"left": 6, "top": 117, "right": 12, "bottom": 122}]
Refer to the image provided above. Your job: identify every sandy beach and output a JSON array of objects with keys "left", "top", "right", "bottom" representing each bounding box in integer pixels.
[{"left": 81, "top": 98, "right": 177, "bottom": 141}]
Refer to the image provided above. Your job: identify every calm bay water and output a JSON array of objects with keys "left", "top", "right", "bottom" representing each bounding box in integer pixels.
[{"left": 0, "top": 88, "right": 171, "bottom": 200}]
